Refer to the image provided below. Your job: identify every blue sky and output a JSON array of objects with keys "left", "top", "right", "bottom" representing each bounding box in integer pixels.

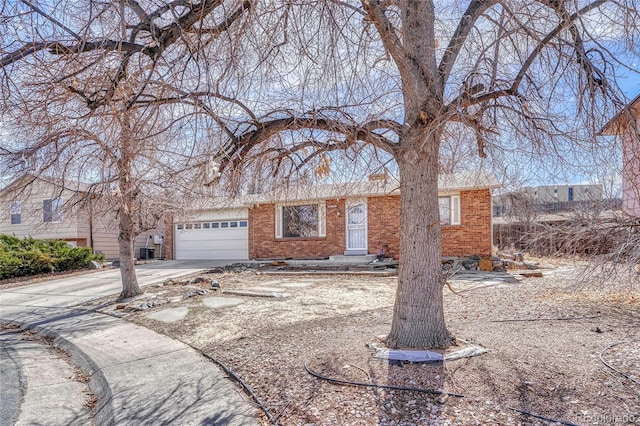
[{"left": 619, "top": 76, "right": 640, "bottom": 100}]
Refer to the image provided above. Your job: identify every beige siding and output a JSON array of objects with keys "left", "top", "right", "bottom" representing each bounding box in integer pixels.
[
  {"left": 0, "top": 177, "right": 122, "bottom": 257},
  {"left": 134, "top": 221, "right": 168, "bottom": 259},
  {"left": 0, "top": 179, "right": 82, "bottom": 240},
  {"left": 91, "top": 232, "right": 120, "bottom": 259},
  {"left": 87, "top": 212, "right": 120, "bottom": 260}
]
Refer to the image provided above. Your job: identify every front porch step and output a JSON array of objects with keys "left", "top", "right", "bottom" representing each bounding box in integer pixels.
[{"left": 328, "top": 254, "right": 377, "bottom": 264}]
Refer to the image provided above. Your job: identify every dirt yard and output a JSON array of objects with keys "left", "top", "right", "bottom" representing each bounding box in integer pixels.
[{"left": 99, "top": 262, "right": 639, "bottom": 426}]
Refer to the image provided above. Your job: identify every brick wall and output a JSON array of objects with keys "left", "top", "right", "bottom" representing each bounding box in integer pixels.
[
  {"left": 248, "top": 189, "right": 493, "bottom": 259},
  {"left": 164, "top": 215, "right": 174, "bottom": 260},
  {"left": 441, "top": 189, "right": 492, "bottom": 257},
  {"left": 249, "top": 199, "right": 346, "bottom": 259},
  {"left": 367, "top": 195, "right": 401, "bottom": 258}
]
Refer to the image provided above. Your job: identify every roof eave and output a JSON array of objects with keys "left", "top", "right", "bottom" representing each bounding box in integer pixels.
[{"left": 600, "top": 93, "right": 640, "bottom": 136}]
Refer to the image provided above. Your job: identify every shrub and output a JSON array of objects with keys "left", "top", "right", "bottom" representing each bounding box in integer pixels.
[{"left": 0, "top": 235, "right": 104, "bottom": 279}]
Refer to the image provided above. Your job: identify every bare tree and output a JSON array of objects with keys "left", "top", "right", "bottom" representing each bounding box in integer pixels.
[
  {"left": 523, "top": 101, "right": 639, "bottom": 283},
  {"left": 194, "top": 0, "right": 640, "bottom": 348},
  {"left": 0, "top": 0, "right": 253, "bottom": 299},
  {"left": 2, "top": 0, "right": 638, "bottom": 347}
]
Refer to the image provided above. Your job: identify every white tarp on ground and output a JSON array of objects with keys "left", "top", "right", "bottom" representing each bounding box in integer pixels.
[{"left": 374, "top": 341, "right": 488, "bottom": 363}]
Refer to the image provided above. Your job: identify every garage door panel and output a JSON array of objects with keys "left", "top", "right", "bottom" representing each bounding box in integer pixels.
[
  {"left": 175, "top": 231, "right": 246, "bottom": 238},
  {"left": 175, "top": 248, "right": 247, "bottom": 260},
  {"left": 174, "top": 222, "right": 248, "bottom": 260},
  {"left": 177, "top": 240, "right": 247, "bottom": 250}
]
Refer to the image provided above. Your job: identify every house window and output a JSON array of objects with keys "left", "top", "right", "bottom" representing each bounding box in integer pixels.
[
  {"left": 439, "top": 195, "right": 460, "bottom": 226},
  {"left": 193, "top": 223, "right": 202, "bottom": 229},
  {"left": 276, "top": 203, "right": 326, "bottom": 238},
  {"left": 43, "top": 198, "right": 63, "bottom": 223},
  {"left": 10, "top": 202, "right": 21, "bottom": 225},
  {"left": 203, "top": 223, "right": 211, "bottom": 229},
  {"left": 212, "top": 222, "right": 219, "bottom": 229},
  {"left": 176, "top": 224, "right": 184, "bottom": 230},
  {"left": 239, "top": 221, "right": 248, "bottom": 228}
]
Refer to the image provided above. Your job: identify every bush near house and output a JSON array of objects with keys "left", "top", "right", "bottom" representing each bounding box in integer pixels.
[{"left": 0, "top": 235, "right": 104, "bottom": 279}]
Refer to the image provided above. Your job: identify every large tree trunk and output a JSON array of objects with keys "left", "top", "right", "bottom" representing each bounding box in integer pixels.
[
  {"left": 117, "top": 203, "right": 142, "bottom": 300},
  {"left": 116, "top": 119, "right": 143, "bottom": 301},
  {"left": 387, "top": 135, "right": 452, "bottom": 349}
]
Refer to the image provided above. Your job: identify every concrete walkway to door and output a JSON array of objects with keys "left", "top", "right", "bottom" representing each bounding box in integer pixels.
[{"left": 0, "top": 260, "right": 260, "bottom": 425}]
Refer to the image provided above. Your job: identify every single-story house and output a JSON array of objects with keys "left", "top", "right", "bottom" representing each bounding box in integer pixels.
[
  {"left": 0, "top": 174, "right": 166, "bottom": 260},
  {"left": 601, "top": 93, "right": 640, "bottom": 217},
  {"left": 171, "top": 172, "right": 500, "bottom": 260}
]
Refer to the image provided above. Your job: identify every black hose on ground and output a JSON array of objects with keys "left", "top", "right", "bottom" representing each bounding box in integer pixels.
[
  {"left": 598, "top": 339, "right": 640, "bottom": 386},
  {"left": 507, "top": 406, "right": 582, "bottom": 426},
  {"left": 82, "top": 307, "right": 280, "bottom": 425},
  {"left": 304, "top": 360, "right": 584, "bottom": 426},
  {"left": 303, "top": 360, "right": 466, "bottom": 397},
  {"left": 199, "top": 351, "right": 279, "bottom": 426}
]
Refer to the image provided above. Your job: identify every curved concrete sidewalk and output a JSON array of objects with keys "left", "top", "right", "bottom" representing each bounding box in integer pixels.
[
  {"left": 0, "top": 261, "right": 259, "bottom": 425},
  {"left": 3, "top": 308, "right": 258, "bottom": 425},
  {"left": 0, "top": 327, "right": 92, "bottom": 425}
]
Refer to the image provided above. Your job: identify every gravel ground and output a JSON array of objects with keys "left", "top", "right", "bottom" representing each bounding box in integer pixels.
[{"left": 95, "top": 262, "right": 639, "bottom": 425}]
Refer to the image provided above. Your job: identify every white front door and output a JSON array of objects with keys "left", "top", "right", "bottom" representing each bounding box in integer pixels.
[{"left": 345, "top": 199, "right": 367, "bottom": 253}]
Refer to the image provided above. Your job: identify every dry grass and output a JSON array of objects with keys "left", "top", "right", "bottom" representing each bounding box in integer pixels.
[{"left": 100, "top": 263, "right": 639, "bottom": 425}]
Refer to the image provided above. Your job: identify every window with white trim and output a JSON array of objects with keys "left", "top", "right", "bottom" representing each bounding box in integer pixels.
[
  {"left": 43, "top": 198, "right": 63, "bottom": 223},
  {"left": 10, "top": 201, "right": 21, "bottom": 225},
  {"left": 275, "top": 203, "right": 326, "bottom": 238},
  {"left": 439, "top": 195, "right": 460, "bottom": 226}
]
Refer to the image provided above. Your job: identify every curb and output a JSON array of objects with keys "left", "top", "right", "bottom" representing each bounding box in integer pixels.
[{"left": 0, "top": 317, "right": 115, "bottom": 425}]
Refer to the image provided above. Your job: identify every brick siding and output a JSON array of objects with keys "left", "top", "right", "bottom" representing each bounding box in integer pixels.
[
  {"left": 367, "top": 195, "right": 401, "bottom": 258},
  {"left": 163, "top": 215, "right": 174, "bottom": 260},
  {"left": 248, "top": 189, "right": 493, "bottom": 259},
  {"left": 441, "top": 189, "right": 492, "bottom": 257},
  {"left": 249, "top": 199, "right": 346, "bottom": 259}
]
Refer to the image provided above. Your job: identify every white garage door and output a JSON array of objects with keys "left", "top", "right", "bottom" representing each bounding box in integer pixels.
[{"left": 174, "top": 219, "right": 249, "bottom": 260}]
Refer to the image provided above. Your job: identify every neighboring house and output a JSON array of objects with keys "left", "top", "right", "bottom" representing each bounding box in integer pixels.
[
  {"left": 520, "top": 184, "right": 603, "bottom": 203},
  {"left": 0, "top": 174, "right": 166, "bottom": 260},
  {"left": 171, "top": 172, "right": 500, "bottom": 260},
  {"left": 493, "top": 184, "right": 605, "bottom": 218},
  {"left": 601, "top": 93, "right": 640, "bottom": 217}
]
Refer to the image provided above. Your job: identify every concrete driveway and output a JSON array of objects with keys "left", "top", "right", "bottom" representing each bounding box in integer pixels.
[
  {"left": 0, "top": 260, "right": 222, "bottom": 316},
  {"left": 0, "top": 259, "right": 259, "bottom": 426}
]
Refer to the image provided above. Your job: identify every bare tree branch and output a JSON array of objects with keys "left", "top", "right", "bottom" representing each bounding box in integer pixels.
[
  {"left": 452, "top": 0, "right": 610, "bottom": 111},
  {"left": 438, "top": 0, "right": 497, "bottom": 87},
  {"left": 18, "top": 0, "right": 82, "bottom": 40}
]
